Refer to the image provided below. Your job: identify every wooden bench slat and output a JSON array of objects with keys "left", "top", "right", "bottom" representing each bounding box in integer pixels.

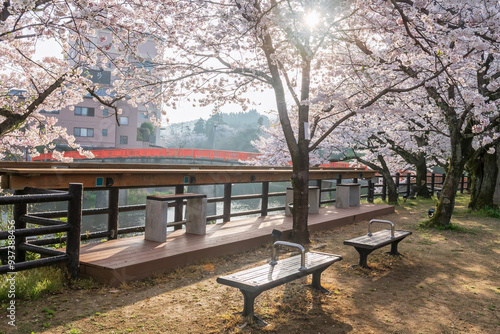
[
  {"left": 222, "top": 252, "right": 338, "bottom": 284},
  {"left": 220, "top": 252, "right": 340, "bottom": 283},
  {"left": 343, "top": 225, "right": 412, "bottom": 269},
  {"left": 217, "top": 251, "right": 342, "bottom": 291},
  {"left": 217, "top": 250, "right": 342, "bottom": 321},
  {"left": 343, "top": 229, "right": 411, "bottom": 249}
]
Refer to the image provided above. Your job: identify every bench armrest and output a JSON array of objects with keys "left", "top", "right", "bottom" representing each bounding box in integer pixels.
[
  {"left": 368, "top": 219, "right": 395, "bottom": 239},
  {"left": 270, "top": 241, "right": 307, "bottom": 271}
]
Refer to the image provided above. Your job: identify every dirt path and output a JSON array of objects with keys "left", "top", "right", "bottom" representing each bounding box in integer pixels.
[{"left": 1, "top": 198, "right": 499, "bottom": 333}]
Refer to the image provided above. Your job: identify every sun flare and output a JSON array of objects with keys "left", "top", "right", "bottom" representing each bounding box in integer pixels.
[{"left": 304, "top": 10, "right": 320, "bottom": 29}]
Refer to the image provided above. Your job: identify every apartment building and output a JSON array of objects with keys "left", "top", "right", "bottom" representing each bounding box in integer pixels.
[
  {"left": 47, "top": 82, "right": 160, "bottom": 149},
  {"left": 45, "top": 30, "right": 161, "bottom": 150}
]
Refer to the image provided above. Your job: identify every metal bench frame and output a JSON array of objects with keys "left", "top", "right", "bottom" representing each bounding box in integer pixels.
[
  {"left": 217, "top": 241, "right": 342, "bottom": 322},
  {"left": 343, "top": 219, "right": 412, "bottom": 269}
]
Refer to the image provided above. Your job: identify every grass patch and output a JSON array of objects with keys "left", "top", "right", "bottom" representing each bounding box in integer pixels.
[
  {"left": 434, "top": 224, "right": 472, "bottom": 233},
  {"left": 419, "top": 222, "right": 478, "bottom": 234},
  {"left": 370, "top": 198, "right": 387, "bottom": 205},
  {"left": 0, "top": 267, "right": 66, "bottom": 301},
  {"left": 471, "top": 206, "right": 500, "bottom": 219}
]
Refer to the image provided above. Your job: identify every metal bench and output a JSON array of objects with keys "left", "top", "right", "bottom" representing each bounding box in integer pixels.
[
  {"left": 343, "top": 219, "right": 412, "bottom": 269},
  {"left": 216, "top": 241, "right": 342, "bottom": 322}
]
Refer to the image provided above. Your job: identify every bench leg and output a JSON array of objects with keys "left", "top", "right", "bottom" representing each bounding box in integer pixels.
[
  {"left": 238, "top": 290, "right": 268, "bottom": 325},
  {"left": 388, "top": 239, "right": 403, "bottom": 256},
  {"left": 354, "top": 247, "right": 374, "bottom": 269},
  {"left": 309, "top": 267, "right": 330, "bottom": 293},
  {"left": 240, "top": 290, "right": 258, "bottom": 317}
]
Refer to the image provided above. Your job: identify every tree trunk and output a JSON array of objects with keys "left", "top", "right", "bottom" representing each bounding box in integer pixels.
[
  {"left": 383, "top": 135, "right": 431, "bottom": 199},
  {"left": 494, "top": 141, "right": 500, "bottom": 206},
  {"left": 355, "top": 155, "right": 399, "bottom": 203},
  {"left": 377, "top": 155, "right": 399, "bottom": 203},
  {"left": 427, "top": 161, "right": 462, "bottom": 226},
  {"left": 468, "top": 149, "right": 498, "bottom": 210},
  {"left": 353, "top": 154, "right": 399, "bottom": 203},
  {"left": 258, "top": 13, "right": 317, "bottom": 244},
  {"left": 379, "top": 169, "right": 399, "bottom": 203},
  {"left": 426, "top": 130, "right": 471, "bottom": 227},
  {"left": 291, "top": 144, "right": 311, "bottom": 244},
  {"left": 414, "top": 154, "right": 431, "bottom": 198}
]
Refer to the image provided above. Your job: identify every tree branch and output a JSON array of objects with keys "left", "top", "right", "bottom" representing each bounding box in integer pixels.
[{"left": 0, "top": 74, "right": 66, "bottom": 136}]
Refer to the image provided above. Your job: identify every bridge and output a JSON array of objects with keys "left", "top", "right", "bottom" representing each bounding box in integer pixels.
[{"left": 32, "top": 148, "right": 353, "bottom": 168}]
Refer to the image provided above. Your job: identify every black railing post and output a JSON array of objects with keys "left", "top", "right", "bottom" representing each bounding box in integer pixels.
[
  {"left": 14, "top": 190, "right": 27, "bottom": 264},
  {"left": 108, "top": 188, "right": 119, "bottom": 239},
  {"left": 460, "top": 174, "right": 465, "bottom": 193},
  {"left": 174, "top": 185, "right": 184, "bottom": 230},
  {"left": 261, "top": 181, "right": 269, "bottom": 216},
  {"left": 66, "top": 183, "right": 83, "bottom": 280},
  {"left": 406, "top": 173, "right": 411, "bottom": 198},
  {"left": 395, "top": 173, "right": 400, "bottom": 198},
  {"left": 382, "top": 176, "right": 387, "bottom": 202},
  {"left": 368, "top": 179, "right": 374, "bottom": 203},
  {"left": 223, "top": 183, "right": 232, "bottom": 222},
  {"left": 431, "top": 173, "right": 435, "bottom": 195}
]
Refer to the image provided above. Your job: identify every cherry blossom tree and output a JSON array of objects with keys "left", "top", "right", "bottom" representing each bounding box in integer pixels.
[
  {"left": 252, "top": 0, "right": 500, "bottom": 228},
  {"left": 2, "top": 0, "right": 362, "bottom": 242},
  {"left": 1, "top": 0, "right": 162, "bottom": 161},
  {"left": 349, "top": 0, "right": 500, "bottom": 227},
  {"left": 349, "top": 0, "right": 500, "bottom": 226},
  {"left": 4, "top": 0, "right": 499, "bottom": 237},
  {"left": 326, "top": 101, "right": 450, "bottom": 201},
  {"left": 153, "top": 0, "right": 469, "bottom": 242},
  {"left": 144, "top": 0, "right": 361, "bottom": 243}
]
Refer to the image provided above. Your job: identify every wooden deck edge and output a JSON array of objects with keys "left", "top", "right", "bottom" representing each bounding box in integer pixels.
[{"left": 79, "top": 234, "right": 276, "bottom": 287}]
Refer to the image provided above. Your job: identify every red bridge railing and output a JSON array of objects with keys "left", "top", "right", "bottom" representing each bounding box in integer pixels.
[
  {"left": 32, "top": 148, "right": 262, "bottom": 162},
  {"left": 32, "top": 148, "right": 356, "bottom": 168}
]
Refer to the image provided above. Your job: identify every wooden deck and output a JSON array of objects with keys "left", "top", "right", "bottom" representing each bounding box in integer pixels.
[{"left": 79, "top": 204, "right": 394, "bottom": 286}]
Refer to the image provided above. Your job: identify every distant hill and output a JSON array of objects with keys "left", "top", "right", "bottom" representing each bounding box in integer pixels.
[
  {"left": 161, "top": 109, "right": 271, "bottom": 152},
  {"left": 221, "top": 109, "right": 271, "bottom": 128}
]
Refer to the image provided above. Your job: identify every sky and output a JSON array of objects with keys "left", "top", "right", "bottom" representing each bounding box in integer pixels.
[
  {"left": 164, "top": 94, "right": 277, "bottom": 124},
  {"left": 35, "top": 40, "right": 278, "bottom": 124}
]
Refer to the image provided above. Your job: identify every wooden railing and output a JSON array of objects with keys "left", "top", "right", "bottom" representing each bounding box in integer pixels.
[
  {"left": 372, "top": 172, "right": 470, "bottom": 201},
  {"left": 0, "top": 184, "right": 83, "bottom": 278},
  {"left": 23, "top": 179, "right": 370, "bottom": 246}
]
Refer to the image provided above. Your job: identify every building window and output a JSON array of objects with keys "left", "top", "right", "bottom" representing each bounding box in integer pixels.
[
  {"left": 102, "top": 129, "right": 108, "bottom": 137},
  {"left": 40, "top": 109, "right": 60, "bottom": 114},
  {"left": 103, "top": 108, "right": 109, "bottom": 117},
  {"left": 74, "top": 127, "right": 94, "bottom": 137},
  {"left": 120, "top": 116, "right": 129, "bottom": 125},
  {"left": 75, "top": 106, "right": 95, "bottom": 116},
  {"left": 120, "top": 135, "right": 128, "bottom": 144}
]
